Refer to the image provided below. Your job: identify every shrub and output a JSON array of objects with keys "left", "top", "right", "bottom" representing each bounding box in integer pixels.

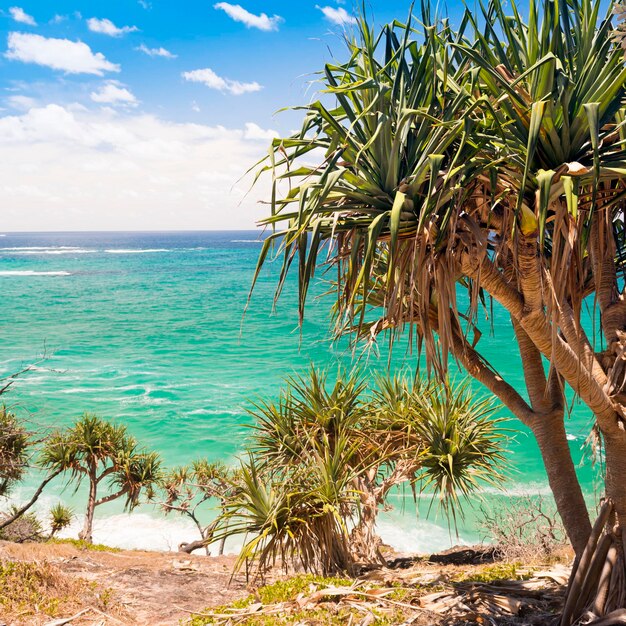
[
  {"left": 0, "top": 507, "right": 43, "bottom": 543},
  {"left": 479, "top": 493, "right": 568, "bottom": 561}
]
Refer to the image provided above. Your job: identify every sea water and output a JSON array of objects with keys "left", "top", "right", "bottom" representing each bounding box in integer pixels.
[{"left": 0, "top": 231, "right": 599, "bottom": 553}]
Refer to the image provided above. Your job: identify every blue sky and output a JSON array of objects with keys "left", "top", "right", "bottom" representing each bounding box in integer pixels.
[{"left": 0, "top": 1, "right": 451, "bottom": 231}]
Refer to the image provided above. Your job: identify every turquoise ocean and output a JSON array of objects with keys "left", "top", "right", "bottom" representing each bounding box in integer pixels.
[{"left": 0, "top": 231, "right": 599, "bottom": 553}]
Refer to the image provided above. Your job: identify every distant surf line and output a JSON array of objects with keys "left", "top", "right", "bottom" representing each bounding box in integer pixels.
[{"left": 0, "top": 270, "right": 71, "bottom": 276}]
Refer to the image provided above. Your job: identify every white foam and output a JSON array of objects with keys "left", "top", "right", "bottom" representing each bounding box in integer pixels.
[
  {"left": 377, "top": 518, "right": 471, "bottom": 554},
  {"left": 52, "top": 511, "right": 456, "bottom": 556},
  {"left": 479, "top": 483, "right": 553, "bottom": 497},
  {"left": 0, "top": 246, "right": 92, "bottom": 254},
  {"left": 54, "top": 512, "right": 243, "bottom": 555},
  {"left": 13, "top": 248, "right": 91, "bottom": 255},
  {"left": 105, "top": 249, "right": 170, "bottom": 254},
  {"left": 231, "top": 239, "right": 261, "bottom": 243},
  {"left": 0, "top": 270, "right": 71, "bottom": 276},
  {"left": 8, "top": 491, "right": 466, "bottom": 556},
  {"left": 189, "top": 408, "right": 244, "bottom": 416}
]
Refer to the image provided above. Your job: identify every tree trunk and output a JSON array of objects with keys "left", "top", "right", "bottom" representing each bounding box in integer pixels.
[
  {"left": 604, "top": 431, "right": 626, "bottom": 538},
  {"left": 560, "top": 500, "right": 626, "bottom": 626},
  {"left": 178, "top": 519, "right": 218, "bottom": 555},
  {"left": 533, "top": 414, "right": 592, "bottom": 558},
  {"left": 178, "top": 537, "right": 210, "bottom": 554},
  {"left": 79, "top": 475, "right": 97, "bottom": 543},
  {"left": 349, "top": 481, "right": 386, "bottom": 566}
]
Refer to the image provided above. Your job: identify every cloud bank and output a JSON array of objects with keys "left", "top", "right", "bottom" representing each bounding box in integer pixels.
[
  {"left": 0, "top": 103, "right": 275, "bottom": 230},
  {"left": 5, "top": 32, "right": 120, "bottom": 75}
]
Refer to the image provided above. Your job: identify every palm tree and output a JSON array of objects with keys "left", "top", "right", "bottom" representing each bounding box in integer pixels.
[
  {"left": 40, "top": 413, "right": 161, "bottom": 543},
  {"left": 156, "top": 459, "right": 233, "bottom": 554},
  {"left": 0, "top": 407, "right": 30, "bottom": 498},
  {"left": 252, "top": 1, "right": 626, "bottom": 620},
  {"left": 0, "top": 408, "right": 65, "bottom": 532},
  {"left": 218, "top": 369, "right": 505, "bottom": 577},
  {"left": 48, "top": 503, "right": 73, "bottom": 539}
]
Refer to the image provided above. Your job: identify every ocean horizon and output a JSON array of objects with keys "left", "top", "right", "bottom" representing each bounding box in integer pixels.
[{"left": 0, "top": 230, "right": 599, "bottom": 553}]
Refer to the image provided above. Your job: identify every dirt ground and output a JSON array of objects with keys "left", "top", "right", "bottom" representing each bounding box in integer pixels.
[
  {"left": 0, "top": 541, "right": 569, "bottom": 626},
  {"left": 0, "top": 540, "right": 250, "bottom": 625}
]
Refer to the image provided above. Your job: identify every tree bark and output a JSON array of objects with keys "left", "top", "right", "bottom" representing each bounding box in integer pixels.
[
  {"left": 603, "top": 431, "right": 626, "bottom": 538},
  {"left": 79, "top": 473, "right": 97, "bottom": 543},
  {"left": 448, "top": 307, "right": 592, "bottom": 555},
  {"left": 178, "top": 519, "right": 218, "bottom": 554},
  {"left": 349, "top": 479, "right": 386, "bottom": 566},
  {"left": 532, "top": 413, "right": 592, "bottom": 557}
]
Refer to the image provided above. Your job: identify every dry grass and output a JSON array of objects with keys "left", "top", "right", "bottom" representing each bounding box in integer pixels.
[
  {"left": 0, "top": 539, "right": 249, "bottom": 625},
  {"left": 0, "top": 558, "right": 121, "bottom": 625},
  {"left": 0, "top": 539, "right": 572, "bottom": 625}
]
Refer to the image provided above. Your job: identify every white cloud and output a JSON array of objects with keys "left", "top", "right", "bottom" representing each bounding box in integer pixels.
[
  {"left": 7, "top": 95, "right": 36, "bottom": 110},
  {"left": 9, "top": 6, "right": 36, "bottom": 26},
  {"left": 316, "top": 5, "right": 357, "bottom": 25},
  {"left": 213, "top": 2, "right": 282, "bottom": 31},
  {"left": 191, "top": 101, "right": 201, "bottom": 113},
  {"left": 6, "top": 32, "right": 120, "bottom": 75},
  {"left": 50, "top": 14, "right": 66, "bottom": 24},
  {"left": 243, "top": 122, "right": 278, "bottom": 140},
  {"left": 182, "top": 68, "right": 261, "bottom": 96},
  {"left": 0, "top": 103, "right": 275, "bottom": 230},
  {"left": 90, "top": 81, "right": 138, "bottom": 107},
  {"left": 136, "top": 43, "right": 176, "bottom": 59},
  {"left": 87, "top": 17, "right": 139, "bottom": 37},
  {"left": 138, "top": 0, "right": 152, "bottom": 8}
]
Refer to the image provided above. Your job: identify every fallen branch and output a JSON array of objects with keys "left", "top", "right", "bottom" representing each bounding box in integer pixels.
[{"left": 43, "top": 608, "right": 91, "bottom": 626}]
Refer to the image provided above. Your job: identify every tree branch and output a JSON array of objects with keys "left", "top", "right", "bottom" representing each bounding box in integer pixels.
[
  {"left": 448, "top": 314, "right": 535, "bottom": 426},
  {"left": 511, "top": 318, "right": 553, "bottom": 415},
  {"left": 557, "top": 298, "right": 608, "bottom": 386},
  {"left": 462, "top": 252, "right": 619, "bottom": 432},
  {"left": 0, "top": 468, "right": 63, "bottom": 530},
  {"left": 94, "top": 486, "right": 128, "bottom": 507},
  {"left": 96, "top": 466, "right": 117, "bottom": 484}
]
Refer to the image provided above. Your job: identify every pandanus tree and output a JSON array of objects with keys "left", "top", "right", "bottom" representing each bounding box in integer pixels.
[
  {"left": 0, "top": 407, "right": 66, "bottom": 531},
  {"left": 40, "top": 414, "right": 161, "bottom": 543},
  {"left": 0, "top": 407, "right": 30, "bottom": 498},
  {"left": 218, "top": 369, "right": 504, "bottom": 576},
  {"left": 156, "top": 459, "right": 234, "bottom": 554},
  {"left": 48, "top": 503, "right": 73, "bottom": 539},
  {"left": 252, "top": 1, "right": 626, "bottom": 621}
]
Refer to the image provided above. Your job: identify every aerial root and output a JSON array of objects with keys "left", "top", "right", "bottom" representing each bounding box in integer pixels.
[{"left": 561, "top": 500, "right": 626, "bottom": 626}]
